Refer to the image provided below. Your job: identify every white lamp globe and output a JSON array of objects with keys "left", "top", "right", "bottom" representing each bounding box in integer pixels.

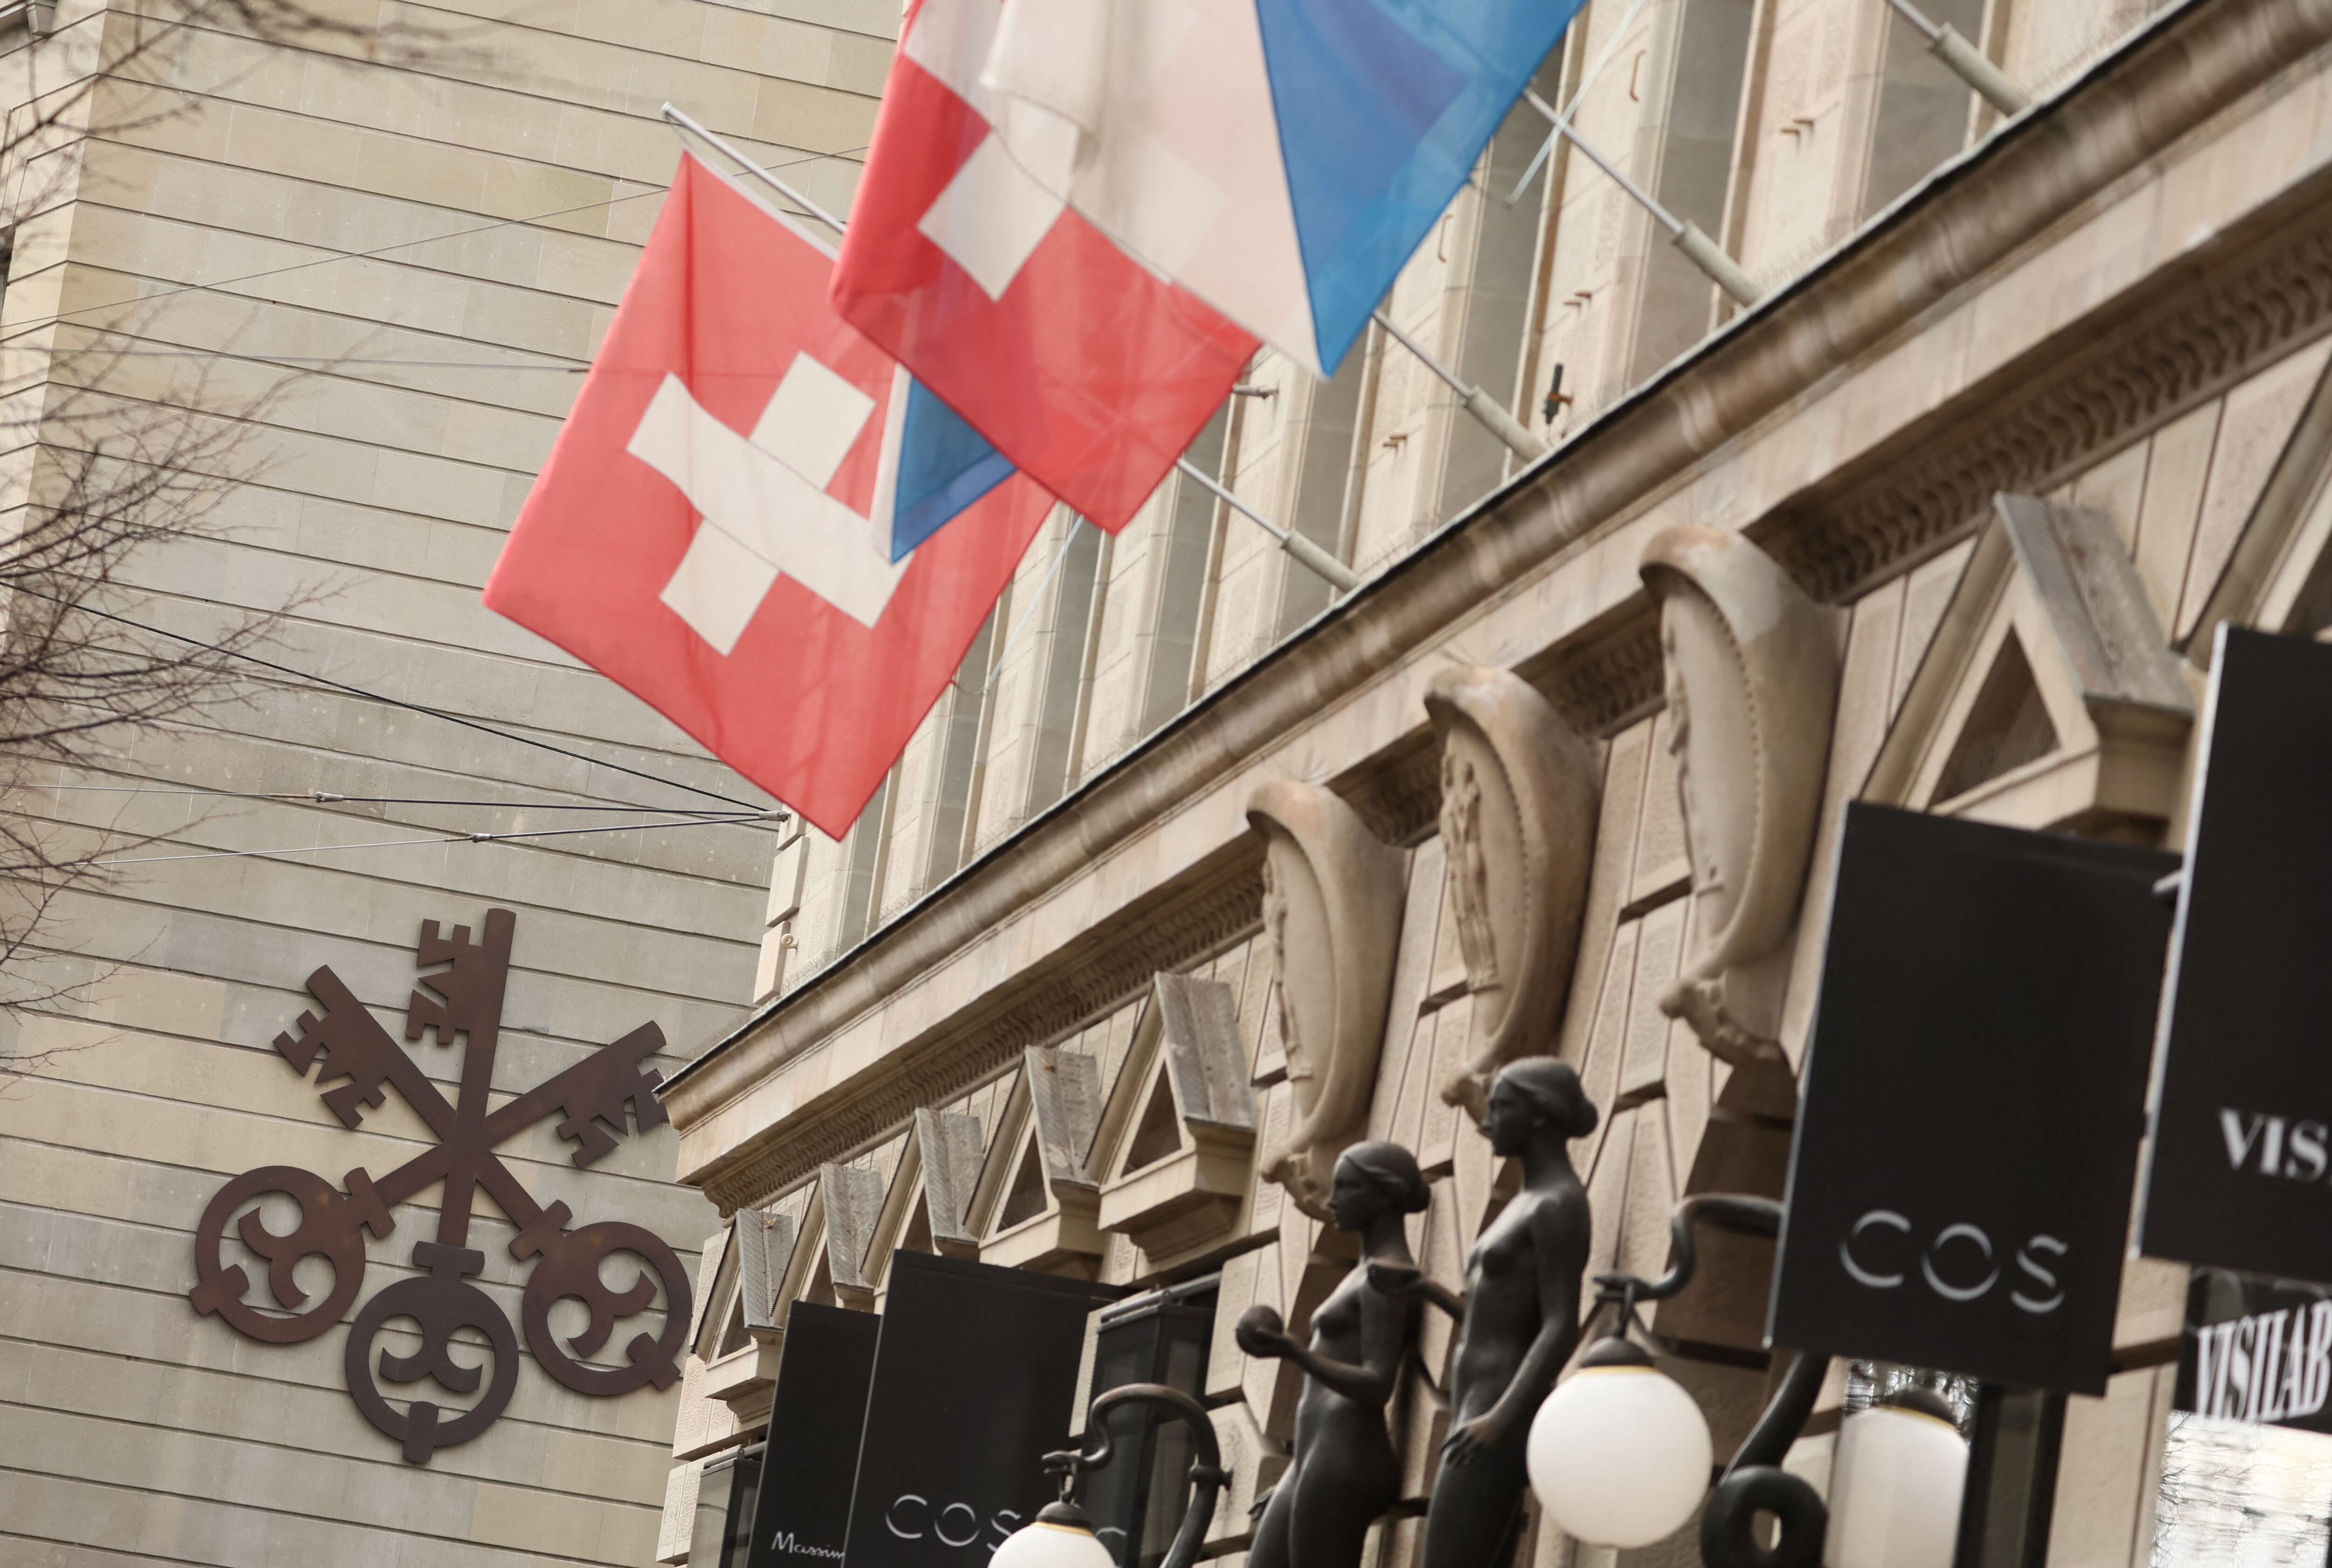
[
  {"left": 1527, "top": 1337, "right": 1714, "bottom": 1547},
  {"left": 993, "top": 1505, "right": 1119, "bottom": 1568},
  {"left": 1823, "top": 1390, "right": 1968, "bottom": 1568}
]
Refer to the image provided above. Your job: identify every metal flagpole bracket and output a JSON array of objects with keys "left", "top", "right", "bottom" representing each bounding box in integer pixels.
[
  {"left": 1370, "top": 310, "right": 1548, "bottom": 463},
  {"left": 1524, "top": 92, "right": 1763, "bottom": 308},
  {"left": 1876, "top": 0, "right": 2030, "bottom": 115},
  {"left": 660, "top": 102, "right": 850, "bottom": 236},
  {"left": 1176, "top": 458, "right": 1361, "bottom": 593}
]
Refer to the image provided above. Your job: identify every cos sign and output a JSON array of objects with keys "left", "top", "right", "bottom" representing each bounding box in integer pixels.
[
  {"left": 1771, "top": 806, "right": 2173, "bottom": 1396},
  {"left": 1837, "top": 1212, "right": 2068, "bottom": 1315}
]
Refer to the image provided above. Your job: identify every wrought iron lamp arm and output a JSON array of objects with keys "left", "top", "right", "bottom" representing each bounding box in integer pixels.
[
  {"left": 1041, "top": 1384, "right": 1230, "bottom": 1568},
  {"left": 1589, "top": 1193, "right": 1829, "bottom": 1568}
]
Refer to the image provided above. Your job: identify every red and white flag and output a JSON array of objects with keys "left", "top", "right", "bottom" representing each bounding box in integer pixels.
[
  {"left": 485, "top": 155, "right": 1053, "bottom": 838},
  {"left": 830, "top": 0, "right": 1257, "bottom": 531}
]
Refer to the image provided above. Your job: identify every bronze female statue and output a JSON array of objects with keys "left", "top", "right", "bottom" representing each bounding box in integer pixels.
[
  {"left": 1235, "top": 1140, "right": 1429, "bottom": 1568},
  {"left": 1377, "top": 1057, "right": 1597, "bottom": 1568}
]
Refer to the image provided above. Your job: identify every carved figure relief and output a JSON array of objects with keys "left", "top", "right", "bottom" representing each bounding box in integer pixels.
[
  {"left": 1422, "top": 667, "right": 1599, "bottom": 1118},
  {"left": 1442, "top": 757, "right": 1499, "bottom": 987},
  {"left": 187, "top": 909, "right": 688, "bottom": 1464},
  {"left": 1639, "top": 527, "right": 1840, "bottom": 1063},
  {"left": 1249, "top": 779, "right": 1408, "bottom": 1221}
]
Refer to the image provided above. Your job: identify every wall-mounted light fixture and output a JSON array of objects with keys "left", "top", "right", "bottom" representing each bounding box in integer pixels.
[
  {"left": 994, "top": 1384, "right": 1228, "bottom": 1568},
  {"left": 1526, "top": 1194, "right": 1968, "bottom": 1568}
]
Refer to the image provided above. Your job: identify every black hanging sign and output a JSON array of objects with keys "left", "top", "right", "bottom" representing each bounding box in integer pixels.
[
  {"left": 2174, "top": 1268, "right": 2332, "bottom": 1432},
  {"left": 1770, "top": 804, "right": 2175, "bottom": 1395},
  {"left": 750, "top": 1302, "right": 883, "bottom": 1568},
  {"left": 2138, "top": 626, "right": 2332, "bottom": 1283},
  {"left": 842, "top": 1251, "right": 1117, "bottom": 1568}
]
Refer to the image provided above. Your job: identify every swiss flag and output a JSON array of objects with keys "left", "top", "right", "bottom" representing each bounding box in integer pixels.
[
  {"left": 485, "top": 155, "right": 1053, "bottom": 838},
  {"left": 831, "top": 0, "right": 1256, "bottom": 531}
]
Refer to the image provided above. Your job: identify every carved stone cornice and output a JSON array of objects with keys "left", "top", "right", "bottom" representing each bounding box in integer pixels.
[
  {"left": 1766, "top": 187, "right": 2332, "bottom": 602},
  {"left": 667, "top": 0, "right": 2332, "bottom": 1205},
  {"left": 700, "top": 841, "right": 1265, "bottom": 1212}
]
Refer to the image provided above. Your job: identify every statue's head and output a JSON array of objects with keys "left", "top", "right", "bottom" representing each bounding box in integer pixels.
[
  {"left": 1481, "top": 1057, "right": 1599, "bottom": 1157},
  {"left": 1329, "top": 1139, "right": 1430, "bottom": 1232}
]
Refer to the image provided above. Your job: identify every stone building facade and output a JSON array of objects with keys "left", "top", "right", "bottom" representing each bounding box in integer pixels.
[
  {"left": 663, "top": 0, "right": 2332, "bottom": 1562},
  {"left": 0, "top": 0, "right": 887, "bottom": 1562}
]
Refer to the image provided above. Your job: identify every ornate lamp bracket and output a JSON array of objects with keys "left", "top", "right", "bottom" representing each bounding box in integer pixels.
[
  {"left": 1590, "top": 1194, "right": 1830, "bottom": 1568},
  {"left": 1041, "top": 1384, "right": 1231, "bottom": 1568}
]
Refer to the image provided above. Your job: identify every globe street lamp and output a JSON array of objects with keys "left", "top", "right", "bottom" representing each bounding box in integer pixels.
[
  {"left": 994, "top": 1383, "right": 1229, "bottom": 1568},
  {"left": 1526, "top": 1194, "right": 1965, "bottom": 1568}
]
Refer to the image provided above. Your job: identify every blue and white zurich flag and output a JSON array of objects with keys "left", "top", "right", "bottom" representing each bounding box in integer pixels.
[{"left": 979, "top": 0, "right": 1583, "bottom": 377}]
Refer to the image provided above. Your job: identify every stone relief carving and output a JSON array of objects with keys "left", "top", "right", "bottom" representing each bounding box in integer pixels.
[
  {"left": 1248, "top": 779, "right": 1408, "bottom": 1221},
  {"left": 1640, "top": 527, "right": 1840, "bottom": 1064},
  {"left": 1423, "top": 666, "right": 1600, "bottom": 1119}
]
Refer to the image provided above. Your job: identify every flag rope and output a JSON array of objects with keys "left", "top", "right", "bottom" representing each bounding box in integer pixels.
[
  {"left": 7, "top": 583, "right": 774, "bottom": 815},
  {"left": 86, "top": 809, "right": 780, "bottom": 868},
  {"left": 36, "top": 783, "right": 774, "bottom": 816}
]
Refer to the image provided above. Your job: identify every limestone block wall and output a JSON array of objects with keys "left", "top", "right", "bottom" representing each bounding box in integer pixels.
[
  {"left": 757, "top": 0, "right": 2188, "bottom": 1009},
  {"left": 0, "top": 0, "right": 895, "bottom": 1561},
  {"left": 670, "top": 319, "right": 2332, "bottom": 1564}
]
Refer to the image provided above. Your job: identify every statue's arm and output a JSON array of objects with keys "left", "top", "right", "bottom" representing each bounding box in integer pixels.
[{"left": 1367, "top": 1259, "right": 1465, "bottom": 1321}]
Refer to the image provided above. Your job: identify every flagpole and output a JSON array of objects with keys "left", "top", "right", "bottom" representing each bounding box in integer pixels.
[
  {"left": 660, "top": 103, "right": 849, "bottom": 236},
  {"left": 1174, "top": 459, "right": 1360, "bottom": 594},
  {"left": 661, "top": 103, "right": 1362, "bottom": 597},
  {"left": 1522, "top": 91, "right": 1763, "bottom": 308},
  {"left": 1874, "top": 0, "right": 2030, "bottom": 114},
  {"left": 1370, "top": 309, "right": 1548, "bottom": 463}
]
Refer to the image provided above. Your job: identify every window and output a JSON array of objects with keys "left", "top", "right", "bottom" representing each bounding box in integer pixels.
[
  {"left": 920, "top": 606, "right": 1002, "bottom": 891},
  {"left": 1027, "top": 520, "right": 1106, "bottom": 814},
  {"left": 1140, "top": 408, "right": 1231, "bottom": 735},
  {"left": 834, "top": 771, "right": 895, "bottom": 949}
]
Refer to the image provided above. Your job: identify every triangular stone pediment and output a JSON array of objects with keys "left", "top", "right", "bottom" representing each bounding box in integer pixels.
[
  {"left": 1090, "top": 973, "right": 1255, "bottom": 1183},
  {"left": 864, "top": 1108, "right": 986, "bottom": 1299},
  {"left": 692, "top": 1224, "right": 741, "bottom": 1363},
  {"left": 1867, "top": 493, "right": 2193, "bottom": 832},
  {"left": 2186, "top": 353, "right": 2332, "bottom": 659},
  {"left": 965, "top": 1046, "right": 1104, "bottom": 1271},
  {"left": 1090, "top": 974, "right": 1256, "bottom": 1263}
]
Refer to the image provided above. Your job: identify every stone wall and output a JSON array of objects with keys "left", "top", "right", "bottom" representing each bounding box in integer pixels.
[
  {"left": 0, "top": 0, "right": 892, "bottom": 1561},
  {"left": 662, "top": 0, "right": 2332, "bottom": 1557}
]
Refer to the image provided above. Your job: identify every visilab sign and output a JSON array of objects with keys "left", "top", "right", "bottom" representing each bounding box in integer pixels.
[{"left": 2139, "top": 627, "right": 2332, "bottom": 1284}]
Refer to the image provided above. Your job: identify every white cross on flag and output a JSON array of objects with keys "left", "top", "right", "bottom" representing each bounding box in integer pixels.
[{"left": 486, "top": 155, "right": 1052, "bottom": 837}]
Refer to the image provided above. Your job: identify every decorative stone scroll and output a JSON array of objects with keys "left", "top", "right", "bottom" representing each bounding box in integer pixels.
[
  {"left": 1247, "top": 779, "right": 1409, "bottom": 1220},
  {"left": 1424, "top": 666, "right": 1600, "bottom": 1119},
  {"left": 819, "top": 1162, "right": 885, "bottom": 1310},
  {"left": 912, "top": 1106, "right": 986, "bottom": 1255},
  {"left": 1640, "top": 527, "right": 1840, "bottom": 1064},
  {"left": 730, "top": 1206, "right": 798, "bottom": 1340}
]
